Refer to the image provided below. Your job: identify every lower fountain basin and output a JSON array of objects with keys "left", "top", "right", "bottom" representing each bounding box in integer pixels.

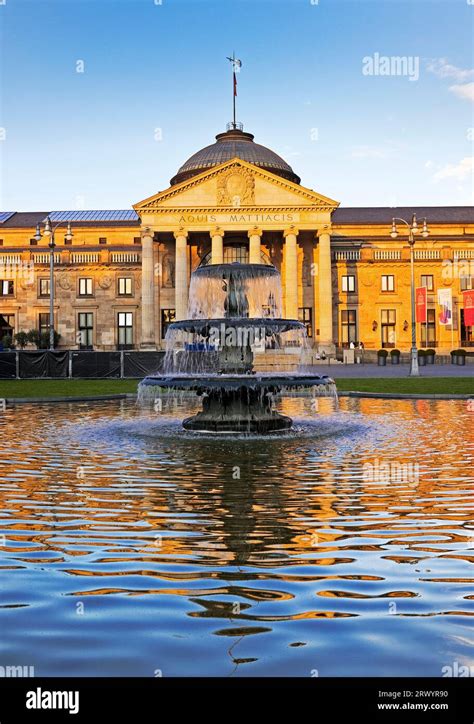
[{"left": 138, "top": 374, "right": 336, "bottom": 434}]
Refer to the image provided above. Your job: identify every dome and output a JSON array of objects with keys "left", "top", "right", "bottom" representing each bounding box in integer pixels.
[{"left": 170, "top": 127, "right": 301, "bottom": 186}]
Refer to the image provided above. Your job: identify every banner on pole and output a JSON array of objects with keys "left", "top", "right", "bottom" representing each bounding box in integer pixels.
[
  {"left": 438, "top": 288, "right": 453, "bottom": 325},
  {"left": 463, "top": 289, "right": 474, "bottom": 326},
  {"left": 416, "top": 286, "right": 427, "bottom": 323}
]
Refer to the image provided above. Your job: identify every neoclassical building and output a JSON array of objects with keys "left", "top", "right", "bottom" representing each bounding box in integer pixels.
[{"left": 0, "top": 125, "right": 473, "bottom": 353}]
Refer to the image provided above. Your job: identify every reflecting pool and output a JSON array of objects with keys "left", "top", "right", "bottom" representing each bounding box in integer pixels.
[{"left": 0, "top": 398, "right": 472, "bottom": 676}]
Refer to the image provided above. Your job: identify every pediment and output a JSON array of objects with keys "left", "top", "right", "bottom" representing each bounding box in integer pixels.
[{"left": 133, "top": 158, "right": 339, "bottom": 213}]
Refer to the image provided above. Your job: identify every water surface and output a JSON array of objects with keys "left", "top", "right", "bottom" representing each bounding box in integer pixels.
[{"left": 0, "top": 397, "right": 472, "bottom": 677}]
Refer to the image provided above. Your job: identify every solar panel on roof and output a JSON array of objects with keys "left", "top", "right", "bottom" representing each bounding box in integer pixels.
[
  {"left": 0, "top": 212, "right": 15, "bottom": 223},
  {"left": 47, "top": 210, "right": 139, "bottom": 222}
]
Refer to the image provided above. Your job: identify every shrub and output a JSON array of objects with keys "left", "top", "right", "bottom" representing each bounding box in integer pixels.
[
  {"left": 426, "top": 348, "right": 436, "bottom": 356},
  {"left": 377, "top": 349, "right": 388, "bottom": 357},
  {"left": 390, "top": 348, "right": 400, "bottom": 356},
  {"left": 14, "top": 331, "right": 29, "bottom": 349},
  {"left": 2, "top": 334, "right": 13, "bottom": 349}
]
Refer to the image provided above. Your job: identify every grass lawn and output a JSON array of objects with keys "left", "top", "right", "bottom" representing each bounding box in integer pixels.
[
  {"left": 0, "top": 377, "right": 472, "bottom": 398},
  {"left": 335, "top": 377, "right": 474, "bottom": 395},
  {"left": 0, "top": 379, "right": 139, "bottom": 398}
]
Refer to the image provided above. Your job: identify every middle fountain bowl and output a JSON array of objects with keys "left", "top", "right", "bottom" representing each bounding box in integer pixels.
[{"left": 138, "top": 261, "right": 336, "bottom": 434}]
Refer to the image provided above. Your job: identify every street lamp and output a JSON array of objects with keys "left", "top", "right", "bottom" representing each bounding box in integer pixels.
[
  {"left": 389, "top": 214, "right": 429, "bottom": 376},
  {"left": 34, "top": 217, "right": 73, "bottom": 350}
]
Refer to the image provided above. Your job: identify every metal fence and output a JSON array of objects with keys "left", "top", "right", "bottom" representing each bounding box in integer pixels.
[{"left": 0, "top": 351, "right": 165, "bottom": 379}]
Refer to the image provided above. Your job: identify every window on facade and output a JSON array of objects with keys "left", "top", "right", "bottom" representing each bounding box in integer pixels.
[
  {"left": 0, "top": 280, "right": 14, "bottom": 296},
  {"left": 78, "top": 312, "right": 93, "bottom": 349},
  {"left": 381, "top": 275, "right": 395, "bottom": 292},
  {"left": 161, "top": 309, "right": 176, "bottom": 339},
  {"left": 421, "top": 275, "right": 434, "bottom": 291},
  {"left": 99, "top": 237, "right": 107, "bottom": 245},
  {"left": 460, "top": 276, "right": 474, "bottom": 291},
  {"left": 0, "top": 239, "right": 3, "bottom": 246},
  {"left": 341, "top": 275, "right": 355, "bottom": 293},
  {"left": 38, "top": 278, "right": 50, "bottom": 297},
  {"left": 118, "top": 312, "right": 133, "bottom": 349},
  {"left": 134, "top": 237, "right": 141, "bottom": 245},
  {"left": 78, "top": 278, "right": 93, "bottom": 296},
  {"left": 118, "top": 277, "right": 132, "bottom": 296},
  {"left": 0, "top": 314, "right": 14, "bottom": 341},
  {"left": 298, "top": 307, "right": 313, "bottom": 338},
  {"left": 341, "top": 309, "right": 357, "bottom": 346},
  {"left": 224, "top": 246, "right": 249, "bottom": 264},
  {"left": 29, "top": 238, "right": 38, "bottom": 246},
  {"left": 421, "top": 309, "right": 436, "bottom": 346},
  {"left": 38, "top": 313, "right": 50, "bottom": 335},
  {"left": 381, "top": 309, "right": 396, "bottom": 347}
]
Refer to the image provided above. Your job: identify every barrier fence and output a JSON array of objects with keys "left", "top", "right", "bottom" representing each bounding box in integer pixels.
[{"left": 0, "top": 351, "right": 165, "bottom": 379}]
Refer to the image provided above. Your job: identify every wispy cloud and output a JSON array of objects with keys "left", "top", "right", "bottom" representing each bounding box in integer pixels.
[
  {"left": 426, "top": 58, "right": 474, "bottom": 103},
  {"left": 449, "top": 82, "right": 474, "bottom": 102},
  {"left": 433, "top": 157, "right": 474, "bottom": 182},
  {"left": 426, "top": 58, "right": 474, "bottom": 82}
]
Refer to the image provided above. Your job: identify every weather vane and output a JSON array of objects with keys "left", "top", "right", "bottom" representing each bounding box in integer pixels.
[{"left": 226, "top": 53, "right": 242, "bottom": 129}]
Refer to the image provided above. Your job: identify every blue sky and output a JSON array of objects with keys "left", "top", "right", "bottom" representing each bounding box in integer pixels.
[{"left": 1, "top": 0, "right": 473, "bottom": 210}]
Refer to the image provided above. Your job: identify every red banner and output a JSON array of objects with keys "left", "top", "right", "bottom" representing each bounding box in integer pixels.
[
  {"left": 416, "top": 286, "right": 427, "bottom": 323},
  {"left": 463, "top": 289, "right": 474, "bottom": 326}
]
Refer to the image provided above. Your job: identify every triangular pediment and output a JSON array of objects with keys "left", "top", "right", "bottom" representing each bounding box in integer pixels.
[{"left": 133, "top": 158, "right": 339, "bottom": 213}]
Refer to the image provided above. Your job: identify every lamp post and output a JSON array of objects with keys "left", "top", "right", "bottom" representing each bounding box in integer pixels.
[
  {"left": 34, "top": 217, "right": 73, "bottom": 350},
  {"left": 390, "top": 214, "right": 429, "bottom": 376}
]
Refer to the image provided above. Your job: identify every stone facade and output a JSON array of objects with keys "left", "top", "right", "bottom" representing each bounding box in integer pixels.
[{"left": 0, "top": 156, "right": 473, "bottom": 353}]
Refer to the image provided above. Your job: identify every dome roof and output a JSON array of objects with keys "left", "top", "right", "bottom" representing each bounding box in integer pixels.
[{"left": 170, "top": 127, "right": 301, "bottom": 186}]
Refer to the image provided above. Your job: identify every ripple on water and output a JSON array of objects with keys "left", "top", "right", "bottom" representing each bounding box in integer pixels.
[{"left": 0, "top": 397, "right": 472, "bottom": 676}]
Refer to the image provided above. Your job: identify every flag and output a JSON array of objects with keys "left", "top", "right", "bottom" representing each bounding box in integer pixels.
[
  {"left": 234, "top": 72, "right": 237, "bottom": 97},
  {"left": 463, "top": 289, "right": 474, "bottom": 326},
  {"left": 415, "top": 286, "right": 427, "bottom": 323},
  {"left": 438, "top": 288, "right": 452, "bottom": 325}
]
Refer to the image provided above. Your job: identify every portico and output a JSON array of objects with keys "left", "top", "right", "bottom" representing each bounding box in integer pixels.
[{"left": 134, "top": 153, "right": 339, "bottom": 351}]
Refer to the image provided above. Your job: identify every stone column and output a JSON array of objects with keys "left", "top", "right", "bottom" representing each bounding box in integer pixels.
[
  {"left": 283, "top": 226, "right": 299, "bottom": 319},
  {"left": 140, "top": 227, "right": 156, "bottom": 349},
  {"left": 174, "top": 228, "right": 189, "bottom": 321},
  {"left": 317, "top": 230, "right": 333, "bottom": 349},
  {"left": 248, "top": 226, "right": 263, "bottom": 264},
  {"left": 211, "top": 227, "right": 224, "bottom": 265}
]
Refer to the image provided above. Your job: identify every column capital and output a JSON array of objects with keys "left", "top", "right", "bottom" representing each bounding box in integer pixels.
[
  {"left": 210, "top": 226, "right": 224, "bottom": 238},
  {"left": 173, "top": 227, "right": 188, "bottom": 241},
  {"left": 247, "top": 225, "right": 263, "bottom": 239},
  {"left": 141, "top": 226, "right": 154, "bottom": 241},
  {"left": 316, "top": 227, "right": 332, "bottom": 239},
  {"left": 283, "top": 225, "right": 299, "bottom": 239}
]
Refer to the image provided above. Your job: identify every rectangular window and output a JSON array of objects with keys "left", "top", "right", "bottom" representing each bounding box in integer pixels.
[
  {"left": 78, "top": 278, "right": 93, "bottom": 296},
  {"left": 78, "top": 312, "right": 94, "bottom": 349},
  {"left": 29, "top": 238, "right": 38, "bottom": 246},
  {"left": 38, "top": 312, "right": 50, "bottom": 336},
  {"left": 0, "top": 313, "right": 14, "bottom": 341},
  {"left": 38, "top": 278, "right": 50, "bottom": 297},
  {"left": 381, "top": 309, "right": 396, "bottom": 348},
  {"left": 460, "top": 276, "right": 474, "bottom": 291},
  {"left": 134, "top": 237, "right": 141, "bottom": 245},
  {"left": 341, "top": 275, "right": 355, "bottom": 293},
  {"left": 118, "top": 277, "right": 132, "bottom": 296},
  {"left": 0, "top": 280, "right": 14, "bottom": 296},
  {"left": 421, "top": 309, "right": 436, "bottom": 347},
  {"left": 161, "top": 309, "right": 176, "bottom": 339},
  {"left": 298, "top": 307, "right": 313, "bottom": 338},
  {"left": 118, "top": 312, "right": 133, "bottom": 349},
  {"left": 420, "top": 275, "right": 434, "bottom": 291},
  {"left": 341, "top": 309, "right": 357, "bottom": 346},
  {"left": 381, "top": 275, "right": 395, "bottom": 292},
  {"left": 0, "top": 239, "right": 3, "bottom": 246},
  {"left": 99, "top": 237, "right": 107, "bottom": 245}
]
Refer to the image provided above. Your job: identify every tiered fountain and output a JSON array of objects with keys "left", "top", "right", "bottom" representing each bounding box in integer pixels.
[{"left": 138, "top": 261, "right": 336, "bottom": 433}]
